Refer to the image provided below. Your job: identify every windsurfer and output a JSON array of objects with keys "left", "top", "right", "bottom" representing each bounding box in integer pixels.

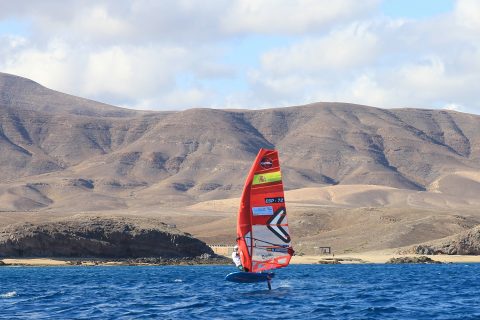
[
  {"left": 232, "top": 245, "right": 248, "bottom": 272},
  {"left": 288, "top": 247, "right": 295, "bottom": 256}
]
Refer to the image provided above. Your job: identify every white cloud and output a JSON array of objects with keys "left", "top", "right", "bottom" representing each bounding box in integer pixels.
[
  {"left": 73, "top": 5, "right": 131, "bottom": 40},
  {"left": 159, "top": 88, "right": 213, "bottom": 109},
  {"left": 2, "top": 38, "right": 217, "bottom": 108},
  {"left": 242, "top": 5, "right": 480, "bottom": 114},
  {"left": 260, "top": 23, "right": 379, "bottom": 75},
  {"left": 83, "top": 45, "right": 189, "bottom": 99},
  {"left": 4, "top": 39, "right": 84, "bottom": 91},
  {"left": 0, "top": 0, "right": 480, "bottom": 114},
  {"left": 4, "top": 0, "right": 376, "bottom": 44},
  {"left": 222, "top": 0, "right": 379, "bottom": 34},
  {"left": 454, "top": 0, "right": 480, "bottom": 31},
  {"left": 349, "top": 74, "right": 388, "bottom": 107},
  {"left": 443, "top": 103, "right": 463, "bottom": 111}
]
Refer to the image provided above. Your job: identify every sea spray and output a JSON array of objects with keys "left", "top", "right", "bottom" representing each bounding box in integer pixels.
[{"left": 0, "top": 291, "right": 17, "bottom": 299}]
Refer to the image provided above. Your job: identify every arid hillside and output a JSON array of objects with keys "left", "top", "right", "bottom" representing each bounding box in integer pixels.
[
  {"left": 1, "top": 72, "right": 480, "bottom": 253},
  {"left": 1, "top": 72, "right": 480, "bottom": 211}
]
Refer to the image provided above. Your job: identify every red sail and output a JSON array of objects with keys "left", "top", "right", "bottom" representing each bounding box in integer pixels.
[{"left": 236, "top": 149, "right": 293, "bottom": 273}]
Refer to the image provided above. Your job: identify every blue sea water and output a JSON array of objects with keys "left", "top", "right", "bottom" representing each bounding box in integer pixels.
[{"left": 1, "top": 264, "right": 480, "bottom": 319}]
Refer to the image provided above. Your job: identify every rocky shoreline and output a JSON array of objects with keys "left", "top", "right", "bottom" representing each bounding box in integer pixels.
[
  {"left": 0, "top": 215, "right": 235, "bottom": 267},
  {"left": 0, "top": 254, "right": 231, "bottom": 267},
  {"left": 412, "top": 226, "right": 480, "bottom": 255},
  {"left": 386, "top": 256, "right": 442, "bottom": 264}
]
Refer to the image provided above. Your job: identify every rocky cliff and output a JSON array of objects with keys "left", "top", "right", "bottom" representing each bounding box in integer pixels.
[
  {"left": 0, "top": 215, "right": 214, "bottom": 258},
  {"left": 409, "top": 225, "right": 480, "bottom": 255}
]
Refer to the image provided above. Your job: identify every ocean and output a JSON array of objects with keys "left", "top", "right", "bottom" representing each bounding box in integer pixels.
[{"left": 1, "top": 264, "right": 479, "bottom": 319}]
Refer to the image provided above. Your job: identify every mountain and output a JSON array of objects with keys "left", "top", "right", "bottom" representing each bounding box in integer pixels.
[{"left": 1, "top": 72, "right": 480, "bottom": 253}]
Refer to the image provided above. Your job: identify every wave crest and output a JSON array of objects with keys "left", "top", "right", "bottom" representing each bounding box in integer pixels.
[{"left": 1, "top": 291, "right": 17, "bottom": 298}]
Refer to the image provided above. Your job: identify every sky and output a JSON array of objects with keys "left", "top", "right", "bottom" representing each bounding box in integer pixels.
[{"left": 0, "top": 0, "right": 479, "bottom": 114}]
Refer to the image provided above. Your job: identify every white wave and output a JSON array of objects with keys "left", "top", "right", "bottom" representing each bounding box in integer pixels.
[
  {"left": 276, "top": 280, "right": 292, "bottom": 288},
  {"left": 174, "top": 279, "right": 183, "bottom": 283},
  {"left": 0, "top": 291, "right": 17, "bottom": 298}
]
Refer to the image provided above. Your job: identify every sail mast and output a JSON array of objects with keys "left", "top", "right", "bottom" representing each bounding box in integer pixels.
[{"left": 236, "top": 149, "right": 264, "bottom": 271}]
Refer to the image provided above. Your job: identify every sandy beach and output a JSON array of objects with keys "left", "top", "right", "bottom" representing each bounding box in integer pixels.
[
  {"left": 3, "top": 252, "right": 480, "bottom": 267},
  {"left": 0, "top": 258, "right": 117, "bottom": 266},
  {"left": 0, "top": 258, "right": 189, "bottom": 267},
  {"left": 291, "top": 252, "right": 480, "bottom": 264}
]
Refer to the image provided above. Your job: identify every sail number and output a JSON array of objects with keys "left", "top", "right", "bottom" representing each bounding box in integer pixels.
[{"left": 265, "top": 197, "right": 284, "bottom": 204}]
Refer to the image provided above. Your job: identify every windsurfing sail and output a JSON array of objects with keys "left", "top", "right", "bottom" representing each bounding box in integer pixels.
[{"left": 236, "top": 148, "right": 293, "bottom": 273}]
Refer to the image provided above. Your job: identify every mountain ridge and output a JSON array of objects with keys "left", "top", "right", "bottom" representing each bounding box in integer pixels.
[{"left": 1, "top": 72, "right": 480, "bottom": 211}]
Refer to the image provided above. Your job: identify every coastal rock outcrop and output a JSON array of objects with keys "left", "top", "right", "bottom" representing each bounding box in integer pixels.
[
  {"left": 410, "top": 225, "right": 480, "bottom": 255},
  {"left": 386, "top": 256, "right": 441, "bottom": 264},
  {"left": 0, "top": 215, "right": 215, "bottom": 258}
]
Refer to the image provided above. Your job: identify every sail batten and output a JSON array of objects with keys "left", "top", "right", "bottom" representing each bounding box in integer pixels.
[{"left": 236, "top": 148, "right": 293, "bottom": 273}]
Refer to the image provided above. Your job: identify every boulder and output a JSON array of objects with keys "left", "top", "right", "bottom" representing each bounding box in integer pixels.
[{"left": 386, "top": 256, "right": 441, "bottom": 264}]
